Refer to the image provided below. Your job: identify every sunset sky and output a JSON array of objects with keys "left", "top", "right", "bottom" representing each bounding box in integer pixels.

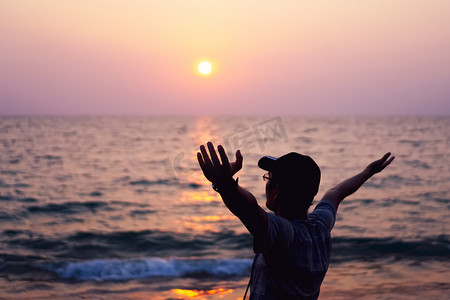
[{"left": 1, "top": 0, "right": 449, "bottom": 115}]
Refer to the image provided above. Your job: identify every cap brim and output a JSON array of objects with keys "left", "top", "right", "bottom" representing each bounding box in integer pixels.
[{"left": 258, "top": 156, "right": 277, "bottom": 171}]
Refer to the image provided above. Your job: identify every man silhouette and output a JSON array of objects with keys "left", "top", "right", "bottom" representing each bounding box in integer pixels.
[{"left": 197, "top": 142, "right": 394, "bottom": 299}]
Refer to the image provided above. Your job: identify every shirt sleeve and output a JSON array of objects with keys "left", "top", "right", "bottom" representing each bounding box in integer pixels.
[
  {"left": 254, "top": 212, "right": 295, "bottom": 255},
  {"left": 309, "top": 199, "right": 336, "bottom": 232}
]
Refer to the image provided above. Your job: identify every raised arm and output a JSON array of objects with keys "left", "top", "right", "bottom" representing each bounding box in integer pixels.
[
  {"left": 322, "top": 153, "right": 395, "bottom": 211},
  {"left": 197, "top": 142, "right": 267, "bottom": 240}
]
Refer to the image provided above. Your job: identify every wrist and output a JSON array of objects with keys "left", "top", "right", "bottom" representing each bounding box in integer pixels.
[
  {"left": 362, "top": 168, "right": 374, "bottom": 178},
  {"left": 212, "top": 177, "right": 239, "bottom": 193}
]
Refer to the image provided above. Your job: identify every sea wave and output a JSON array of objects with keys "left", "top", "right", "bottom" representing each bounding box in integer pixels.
[
  {"left": 331, "top": 235, "right": 450, "bottom": 262},
  {"left": 27, "top": 201, "right": 108, "bottom": 214},
  {"left": 0, "top": 229, "right": 254, "bottom": 260},
  {"left": 44, "top": 257, "right": 253, "bottom": 281},
  {"left": 1, "top": 228, "right": 448, "bottom": 265}
]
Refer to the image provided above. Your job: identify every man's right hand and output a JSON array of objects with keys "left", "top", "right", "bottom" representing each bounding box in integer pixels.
[
  {"left": 198, "top": 142, "right": 266, "bottom": 240},
  {"left": 197, "top": 142, "right": 243, "bottom": 185}
]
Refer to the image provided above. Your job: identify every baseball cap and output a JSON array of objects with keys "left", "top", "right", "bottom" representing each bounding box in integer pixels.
[{"left": 258, "top": 152, "right": 321, "bottom": 196}]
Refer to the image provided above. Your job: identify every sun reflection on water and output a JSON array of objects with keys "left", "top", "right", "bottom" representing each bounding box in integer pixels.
[
  {"left": 180, "top": 215, "right": 236, "bottom": 232},
  {"left": 182, "top": 221, "right": 216, "bottom": 232},
  {"left": 171, "top": 288, "right": 234, "bottom": 299},
  {"left": 180, "top": 191, "right": 220, "bottom": 203},
  {"left": 191, "top": 215, "right": 236, "bottom": 222},
  {"left": 191, "top": 117, "right": 216, "bottom": 147}
]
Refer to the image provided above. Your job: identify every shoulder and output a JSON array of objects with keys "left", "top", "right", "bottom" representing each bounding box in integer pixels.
[
  {"left": 308, "top": 200, "right": 336, "bottom": 231},
  {"left": 321, "top": 189, "right": 342, "bottom": 211},
  {"left": 313, "top": 199, "right": 337, "bottom": 215}
]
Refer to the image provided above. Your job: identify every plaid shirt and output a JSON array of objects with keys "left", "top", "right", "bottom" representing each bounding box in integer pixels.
[{"left": 250, "top": 200, "right": 336, "bottom": 300}]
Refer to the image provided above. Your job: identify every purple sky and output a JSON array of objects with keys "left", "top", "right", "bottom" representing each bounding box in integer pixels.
[{"left": 1, "top": 1, "right": 449, "bottom": 115}]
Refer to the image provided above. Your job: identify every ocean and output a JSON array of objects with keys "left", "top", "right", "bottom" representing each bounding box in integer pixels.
[{"left": 0, "top": 116, "right": 448, "bottom": 299}]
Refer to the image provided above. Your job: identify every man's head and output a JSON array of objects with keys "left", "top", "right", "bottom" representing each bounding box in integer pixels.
[{"left": 258, "top": 152, "right": 321, "bottom": 218}]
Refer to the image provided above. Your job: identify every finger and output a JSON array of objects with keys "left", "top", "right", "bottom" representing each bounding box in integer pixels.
[
  {"left": 197, "top": 152, "right": 207, "bottom": 171},
  {"left": 380, "top": 152, "right": 391, "bottom": 162},
  {"left": 382, "top": 156, "right": 395, "bottom": 169},
  {"left": 200, "top": 145, "right": 213, "bottom": 168},
  {"left": 235, "top": 150, "right": 243, "bottom": 169},
  {"left": 218, "top": 145, "right": 230, "bottom": 168},
  {"left": 207, "top": 142, "right": 221, "bottom": 166}
]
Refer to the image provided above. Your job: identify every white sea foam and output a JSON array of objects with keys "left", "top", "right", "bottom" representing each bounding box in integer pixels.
[{"left": 45, "top": 257, "right": 253, "bottom": 281}]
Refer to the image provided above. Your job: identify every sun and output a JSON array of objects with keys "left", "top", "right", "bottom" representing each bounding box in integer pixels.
[{"left": 198, "top": 61, "right": 212, "bottom": 75}]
